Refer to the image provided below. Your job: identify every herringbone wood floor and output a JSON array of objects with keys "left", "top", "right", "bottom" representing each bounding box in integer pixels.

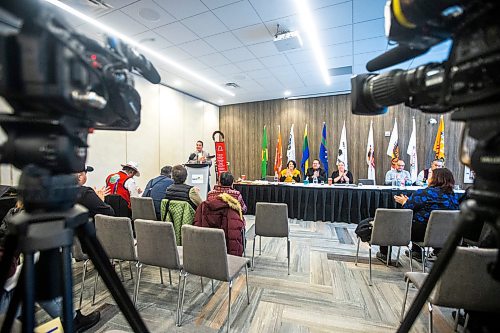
[{"left": 56, "top": 217, "right": 456, "bottom": 332}]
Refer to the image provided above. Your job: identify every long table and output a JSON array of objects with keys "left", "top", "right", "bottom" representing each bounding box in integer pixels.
[{"left": 234, "top": 183, "right": 464, "bottom": 224}]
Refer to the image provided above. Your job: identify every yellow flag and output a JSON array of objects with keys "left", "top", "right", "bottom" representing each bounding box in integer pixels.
[{"left": 433, "top": 115, "right": 445, "bottom": 160}]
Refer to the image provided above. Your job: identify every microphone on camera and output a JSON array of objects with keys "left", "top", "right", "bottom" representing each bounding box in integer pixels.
[{"left": 366, "top": 45, "right": 429, "bottom": 72}]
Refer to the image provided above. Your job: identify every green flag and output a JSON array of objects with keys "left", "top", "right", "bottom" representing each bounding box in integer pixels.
[{"left": 261, "top": 125, "right": 268, "bottom": 178}]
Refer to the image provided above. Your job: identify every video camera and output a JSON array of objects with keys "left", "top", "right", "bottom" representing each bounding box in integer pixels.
[{"left": 0, "top": 0, "right": 160, "bottom": 173}]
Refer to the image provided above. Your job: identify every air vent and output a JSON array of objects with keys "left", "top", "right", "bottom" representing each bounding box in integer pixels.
[
  {"left": 224, "top": 82, "right": 240, "bottom": 89},
  {"left": 328, "top": 66, "right": 352, "bottom": 76}
]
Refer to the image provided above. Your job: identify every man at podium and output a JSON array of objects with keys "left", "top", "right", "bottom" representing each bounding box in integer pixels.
[{"left": 187, "top": 140, "right": 213, "bottom": 190}]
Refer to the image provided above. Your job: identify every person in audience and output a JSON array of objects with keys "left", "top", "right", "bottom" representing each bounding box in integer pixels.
[
  {"left": 376, "top": 168, "right": 459, "bottom": 263},
  {"left": 142, "top": 165, "right": 174, "bottom": 219},
  {"left": 280, "top": 160, "right": 301, "bottom": 183},
  {"left": 331, "top": 161, "right": 353, "bottom": 184},
  {"left": 76, "top": 166, "right": 114, "bottom": 219},
  {"left": 105, "top": 161, "right": 142, "bottom": 208},
  {"left": 164, "top": 165, "right": 202, "bottom": 210},
  {"left": 384, "top": 160, "right": 412, "bottom": 185},
  {"left": 305, "top": 159, "right": 327, "bottom": 183},
  {"left": 207, "top": 172, "right": 247, "bottom": 214},
  {"left": 416, "top": 159, "right": 443, "bottom": 186}
]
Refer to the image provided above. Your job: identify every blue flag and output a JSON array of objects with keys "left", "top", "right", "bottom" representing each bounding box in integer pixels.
[{"left": 319, "top": 122, "right": 329, "bottom": 175}]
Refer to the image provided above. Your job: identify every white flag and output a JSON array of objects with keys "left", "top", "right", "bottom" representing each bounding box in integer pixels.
[
  {"left": 407, "top": 118, "right": 418, "bottom": 183},
  {"left": 337, "top": 121, "right": 348, "bottom": 170},
  {"left": 386, "top": 119, "right": 399, "bottom": 159},
  {"left": 286, "top": 124, "right": 296, "bottom": 162},
  {"left": 366, "top": 121, "right": 376, "bottom": 182}
]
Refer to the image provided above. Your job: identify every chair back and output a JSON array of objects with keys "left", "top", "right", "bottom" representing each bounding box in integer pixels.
[
  {"left": 265, "top": 176, "right": 276, "bottom": 182},
  {"left": 131, "top": 197, "right": 157, "bottom": 221},
  {"left": 95, "top": 214, "right": 136, "bottom": 261},
  {"left": 255, "top": 202, "right": 289, "bottom": 238},
  {"left": 182, "top": 225, "right": 229, "bottom": 282},
  {"left": 72, "top": 237, "right": 88, "bottom": 261},
  {"left": 160, "top": 199, "right": 195, "bottom": 245},
  {"left": 358, "top": 179, "right": 375, "bottom": 185},
  {"left": 371, "top": 208, "right": 413, "bottom": 246},
  {"left": 423, "top": 210, "right": 460, "bottom": 248},
  {"left": 105, "top": 194, "right": 131, "bottom": 217},
  {"left": 135, "top": 219, "right": 181, "bottom": 269},
  {"left": 431, "top": 247, "right": 500, "bottom": 312}
]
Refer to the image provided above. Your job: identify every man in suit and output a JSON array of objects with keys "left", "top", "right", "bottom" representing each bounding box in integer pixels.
[{"left": 305, "top": 159, "right": 327, "bottom": 183}]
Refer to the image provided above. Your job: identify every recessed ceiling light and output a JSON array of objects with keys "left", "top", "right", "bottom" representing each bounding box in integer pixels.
[
  {"left": 218, "top": 99, "right": 224, "bottom": 104},
  {"left": 284, "top": 90, "right": 291, "bottom": 96},
  {"left": 138, "top": 8, "right": 160, "bottom": 22}
]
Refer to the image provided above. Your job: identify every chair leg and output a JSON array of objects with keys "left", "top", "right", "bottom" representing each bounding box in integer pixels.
[
  {"left": 133, "top": 263, "right": 143, "bottom": 306},
  {"left": 422, "top": 247, "right": 427, "bottom": 273},
  {"left": 355, "top": 237, "right": 360, "bottom": 266},
  {"left": 177, "top": 271, "right": 188, "bottom": 327},
  {"left": 259, "top": 236, "right": 262, "bottom": 255},
  {"left": 129, "top": 261, "right": 134, "bottom": 280},
  {"left": 453, "top": 308, "right": 460, "bottom": 332},
  {"left": 200, "top": 276, "right": 204, "bottom": 292},
  {"left": 211, "top": 280, "right": 215, "bottom": 294},
  {"left": 368, "top": 246, "right": 372, "bottom": 286},
  {"left": 408, "top": 246, "right": 413, "bottom": 272},
  {"left": 287, "top": 237, "right": 290, "bottom": 275},
  {"left": 159, "top": 268, "right": 163, "bottom": 285},
  {"left": 227, "top": 280, "right": 233, "bottom": 333},
  {"left": 428, "top": 302, "right": 433, "bottom": 333},
  {"left": 400, "top": 278, "right": 410, "bottom": 322},
  {"left": 244, "top": 265, "right": 250, "bottom": 305},
  {"left": 463, "top": 312, "right": 470, "bottom": 331},
  {"left": 387, "top": 246, "right": 391, "bottom": 266},
  {"left": 169, "top": 269, "right": 172, "bottom": 285},
  {"left": 242, "top": 229, "right": 246, "bottom": 257},
  {"left": 92, "top": 274, "right": 99, "bottom": 305},
  {"left": 118, "top": 260, "right": 125, "bottom": 281},
  {"left": 252, "top": 237, "right": 256, "bottom": 271},
  {"left": 396, "top": 247, "right": 401, "bottom": 267},
  {"left": 78, "top": 259, "right": 89, "bottom": 309}
]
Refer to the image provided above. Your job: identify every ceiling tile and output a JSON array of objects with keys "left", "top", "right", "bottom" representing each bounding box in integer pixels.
[
  {"left": 131, "top": 30, "right": 172, "bottom": 50},
  {"left": 277, "top": 74, "right": 304, "bottom": 89},
  {"left": 310, "top": 0, "right": 350, "bottom": 10},
  {"left": 258, "top": 76, "right": 284, "bottom": 89},
  {"left": 260, "top": 54, "right": 290, "bottom": 68},
  {"left": 353, "top": 50, "right": 382, "bottom": 65},
  {"left": 199, "top": 67, "right": 222, "bottom": 78},
  {"left": 285, "top": 49, "right": 315, "bottom": 64},
  {"left": 213, "top": 1, "right": 262, "bottom": 30},
  {"left": 319, "top": 25, "right": 352, "bottom": 46},
  {"left": 198, "top": 53, "right": 231, "bottom": 66},
  {"left": 181, "top": 11, "right": 228, "bottom": 37},
  {"left": 263, "top": 15, "right": 301, "bottom": 38},
  {"left": 221, "top": 47, "right": 255, "bottom": 62},
  {"left": 214, "top": 63, "right": 242, "bottom": 75},
  {"left": 161, "top": 46, "right": 192, "bottom": 61},
  {"left": 120, "top": 0, "right": 176, "bottom": 29},
  {"left": 103, "top": 10, "right": 149, "bottom": 36},
  {"left": 353, "top": 37, "right": 387, "bottom": 54},
  {"left": 105, "top": 0, "right": 140, "bottom": 9},
  {"left": 293, "top": 62, "right": 319, "bottom": 76},
  {"left": 154, "top": 22, "right": 199, "bottom": 44},
  {"left": 353, "top": 18, "right": 384, "bottom": 40},
  {"left": 247, "top": 41, "right": 281, "bottom": 57},
  {"left": 201, "top": 0, "right": 241, "bottom": 10},
  {"left": 181, "top": 58, "right": 209, "bottom": 70},
  {"left": 326, "top": 55, "right": 353, "bottom": 68},
  {"left": 179, "top": 39, "right": 217, "bottom": 57},
  {"left": 246, "top": 69, "right": 273, "bottom": 79},
  {"left": 323, "top": 42, "right": 353, "bottom": 58},
  {"left": 232, "top": 23, "right": 274, "bottom": 45},
  {"left": 268, "top": 65, "right": 296, "bottom": 77},
  {"left": 204, "top": 32, "right": 244, "bottom": 51},
  {"left": 249, "top": 0, "right": 297, "bottom": 22},
  {"left": 153, "top": 0, "right": 208, "bottom": 20},
  {"left": 235, "top": 59, "right": 265, "bottom": 71},
  {"left": 314, "top": 2, "right": 352, "bottom": 30},
  {"left": 353, "top": 0, "right": 385, "bottom": 23}
]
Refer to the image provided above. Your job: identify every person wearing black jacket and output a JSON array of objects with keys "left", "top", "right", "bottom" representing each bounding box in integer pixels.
[
  {"left": 331, "top": 161, "right": 353, "bottom": 184},
  {"left": 76, "top": 166, "right": 114, "bottom": 219},
  {"left": 305, "top": 159, "right": 327, "bottom": 183}
]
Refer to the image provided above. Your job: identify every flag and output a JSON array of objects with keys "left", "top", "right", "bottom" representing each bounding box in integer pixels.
[
  {"left": 300, "top": 124, "right": 310, "bottom": 174},
  {"left": 261, "top": 125, "right": 268, "bottom": 178},
  {"left": 286, "top": 124, "right": 296, "bottom": 162},
  {"left": 337, "top": 121, "right": 348, "bottom": 170},
  {"left": 319, "top": 122, "right": 329, "bottom": 175},
  {"left": 386, "top": 119, "right": 399, "bottom": 168},
  {"left": 407, "top": 118, "right": 418, "bottom": 183},
  {"left": 433, "top": 115, "right": 445, "bottom": 160},
  {"left": 274, "top": 125, "right": 283, "bottom": 175},
  {"left": 366, "top": 120, "right": 376, "bottom": 182}
]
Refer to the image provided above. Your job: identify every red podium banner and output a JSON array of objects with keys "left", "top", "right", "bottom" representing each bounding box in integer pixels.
[{"left": 215, "top": 141, "right": 228, "bottom": 176}]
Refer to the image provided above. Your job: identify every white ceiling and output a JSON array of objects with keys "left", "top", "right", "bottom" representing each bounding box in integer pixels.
[{"left": 58, "top": 0, "right": 451, "bottom": 106}]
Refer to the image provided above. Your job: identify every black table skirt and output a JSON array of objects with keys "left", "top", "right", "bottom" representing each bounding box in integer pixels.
[{"left": 234, "top": 184, "right": 415, "bottom": 224}]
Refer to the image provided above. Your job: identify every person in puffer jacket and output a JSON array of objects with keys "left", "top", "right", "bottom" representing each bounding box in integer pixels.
[{"left": 194, "top": 193, "right": 245, "bottom": 256}]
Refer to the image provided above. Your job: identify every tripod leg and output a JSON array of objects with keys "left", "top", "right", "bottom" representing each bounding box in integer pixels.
[
  {"left": 61, "top": 245, "right": 74, "bottom": 333},
  {"left": 77, "top": 223, "right": 149, "bottom": 332},
  {"left": 22, "top": 252, "right": 36, "bottom": 332}
]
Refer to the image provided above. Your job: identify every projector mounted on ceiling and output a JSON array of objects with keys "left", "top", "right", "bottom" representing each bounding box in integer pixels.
[{"left": 273, "top": 24, "right": 302, "bottom": 52}]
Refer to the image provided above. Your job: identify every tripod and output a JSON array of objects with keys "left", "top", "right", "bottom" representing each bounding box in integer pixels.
[{"left": 0, "top": 166, "right": 149, "bottom": 332}]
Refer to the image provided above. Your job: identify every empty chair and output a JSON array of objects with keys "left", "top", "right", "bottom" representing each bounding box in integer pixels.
[
  {"left": 134, "top": 219, "right": 183, "bottom": 323},
  {"left": 252, "top": 202, "right": 290, "bottom": 275},
  {"left": 161, "top": 199, "right": 196, "bottom": 245},
  {"left": 179, "top": 225, "right": 250, "bottom": 332},
  {"left": 412, "top": 210, "right": 460, "bottom": 271},
  {"left": 94, "top": 214, "right": 137, "bottom": 304},
  {"left": 401, "top": 247, "right": 500, "bottom": 333},
  {"left": 131, "top": 197, "right": 157, "bottom": 221},
  {"left": 358, "top": 179, "right": 375, "bottom": 185},
  {"left": 355, "top": 208, "right": 413, "bottom": 286}
]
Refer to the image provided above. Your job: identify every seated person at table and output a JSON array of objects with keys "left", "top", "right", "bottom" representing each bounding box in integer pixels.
[
  {"left": 207, "top": 172, "right": 247, "bottom": 214},
  {"left": 384, "top": 160, "right": 412, "bottom": 185},
  {"left": 164, "top": 165, "right": 202, "bottom": 210},
  {"left": 416, "top": 159, "right": 443, "bottom": 186},
  {"left": 305, "top": 159, "right": 327, "bottom": 183},
  {"left": 280, "top": 160, "right": 301, "bottom": 183},
  {"left": 377, "top": 168, "right": 459, "bottom": 262},
  {"left": 331, "top": 161, "right": 353, "bottom": 184}
]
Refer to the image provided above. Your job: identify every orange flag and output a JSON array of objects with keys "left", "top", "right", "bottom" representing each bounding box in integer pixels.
[
  {"left": 433, "top": 115, "right": 445, "bottom": 160},
  {"left": 274, "top": 125, "right": 283, "bottom": 175}
]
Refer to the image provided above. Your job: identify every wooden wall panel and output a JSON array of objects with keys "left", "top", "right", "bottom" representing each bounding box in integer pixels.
[{"left": 220, "top": 94, "right": 467, "bottom": 186}]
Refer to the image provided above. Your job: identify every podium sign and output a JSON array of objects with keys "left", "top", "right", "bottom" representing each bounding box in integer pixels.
[
  {"left": 215, "top": 141, "right": 228, "bottom": 176},
  {"left": 185, "top": 163, "right": 210, "bottom": 200}
]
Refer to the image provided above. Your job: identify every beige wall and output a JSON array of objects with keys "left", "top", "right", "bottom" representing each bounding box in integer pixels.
[{"left": 0, "top": 77, "right": 219, "bottom": 190}]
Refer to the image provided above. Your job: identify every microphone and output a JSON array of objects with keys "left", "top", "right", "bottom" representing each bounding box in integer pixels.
[
  {"left": 366, "top": 45, "right": 429, "bottom": 72},
  {"left": 188, "top": 153, "right": 196, "bottom": 161}
]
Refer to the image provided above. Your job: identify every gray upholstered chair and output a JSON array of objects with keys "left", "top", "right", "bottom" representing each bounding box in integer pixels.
[
  {"left": 358, "top": 178, "right": 375, "bottom": 185},
  {"left": 72, "top": 237, "right": 90, "bottom": 309},
  {"left": 355, "top": 208, "right": 413, "bottom": 286},
  {"left": 179, "top": 225, "right": 250, "bottom": 332},
  {"left": 131, "top": 197, "right": 157, "bottom": 221},
  {"left": 401, "top": 247, "right": 500, "bottom": 333},
  {"left": 412, "top": 210, "right": 460, "bottom": 272},
  {"left": 252, "top": 202, "right": 290, "bottom": 275},
  {"left": 134, "top": 219, "right": 183, "bottom": 324},
  {"left": 93, "top": 214, "right": 137, "bottom": 304}
]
